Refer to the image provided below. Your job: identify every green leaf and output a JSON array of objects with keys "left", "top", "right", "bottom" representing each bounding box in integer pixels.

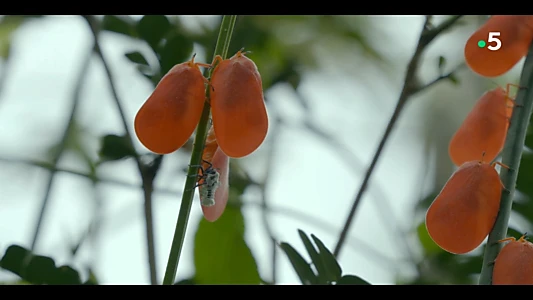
[
  {"left": 438, "top": 56, "right": 446, "bottom": 73},
  {"left": 417, "top": 221, "right": 441, "bottom": 255},
  {"left": 524, "top": 124, "right": 533, "bottom": 149},
  {"left": 297, "top": 230, "right": 328, "bottom": 284},
  {"left": 0, "top": 244, "right": 82, "bottom": 285},
  {"left": 53, "top": 265, "right": 82, "bottom": 285},
  {"left": 0, "top": 16, "right": 24, "bottom": 59},
  {"left": 25, "top": 256, "right": 56, "bottom": 284},
  {"left": 102, "top": 15, "right": 137, "bottom": 37},
  {"left": 193, "top": 206, "right": 260, "bottom": 284},
  {"left": 174, "top": 278, "right": 195, "bottom": 285},
  {"left": 98, "top": 134, "right": 136, "bottom": 162},
  {"left": 336, "top": 274, "right": 371, "bottom": 285},
  {"left": 516, "top": 152, "right": 533, "bottom": 201},
  {"left": 0, "top": 245, "right": 29, "bottom": 277},
  {"left": 159, "top": 33, "right": 194, "bottom": 75},
  {"left": 279, "top": 242, "right": 318, "bottom": 285},
  {"left": 137, "top": 15, "right": 171, "bottom": 49},
  {"left": 125, "top": 51, "right": 149, "bottom": 66},
  {"left": 84, "top": 269, "right": 99, "bottom": 285},
  {"left": 507, "top": 227, "right": 525, "bottom": 240},
  {"left": 448, "top": 74, "right": 460, "bottom": 85},
  {"left": 310, "top": 234, "right": 342, "bottom": 282}
]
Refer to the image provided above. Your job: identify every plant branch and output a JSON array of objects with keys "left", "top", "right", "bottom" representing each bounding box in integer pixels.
[
  {"left": 29, "top": 45, "right": 93, "bottom": 251},
  {"left": 258, "top": 116, "right": 282, "bottom": 284},
  {"left": 333, "top": 15, "right": 463, "bottom": 258},
  {"left": 82, "top": 15, "right": 158, "bottom": 285},
  {"left": 162, "top": 15, "right": 238, "bottom": 285},
  {"left": 478, "top": 42, "right": 533, "bottom": 285}
]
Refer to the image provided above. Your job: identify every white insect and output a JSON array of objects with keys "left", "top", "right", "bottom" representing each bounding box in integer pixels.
[{"left": 194, "top": 160, "right": 221, "bottom": 207}]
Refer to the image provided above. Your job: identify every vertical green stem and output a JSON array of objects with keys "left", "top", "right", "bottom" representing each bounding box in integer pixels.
[
  {"left": 478, "top": 42, "right": 533, "bottom": 284},
  {"left": 162, "top": 15, "right": 238, "bottom": 285}
]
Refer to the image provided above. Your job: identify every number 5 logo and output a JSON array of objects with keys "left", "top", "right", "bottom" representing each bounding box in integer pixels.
[{"left": 488, "top": 32, "right": 501, "bottom": 51}]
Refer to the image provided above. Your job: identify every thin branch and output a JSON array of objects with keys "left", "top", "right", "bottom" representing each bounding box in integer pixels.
[
  {"left": 258, "top": 116, "right": 283, "bottom": 284},
  {"left": 29, "top": 45, "right": 93, "bottom": 251},
  {"left": 333, "top": 15, "right": 464, "bottom": 258},
  {"left": 6, "top": 153, "right": 401, "bottom": 272},
  {"left": 0, "top": 157, "right": 176, "bottom": 194},
  {"left": 478, "top": 42, "right": 533, "bottom": 285},
  {"left": 413, "top": 63, "right": 466, "bottom": 94},
  {"left": 81, "top": 15, "right": 158, "bottom": 285}
]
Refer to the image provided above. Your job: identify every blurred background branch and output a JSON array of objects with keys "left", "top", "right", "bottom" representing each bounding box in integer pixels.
[{"left": 333, "top": 15, "right": 464, "bottom": 258}]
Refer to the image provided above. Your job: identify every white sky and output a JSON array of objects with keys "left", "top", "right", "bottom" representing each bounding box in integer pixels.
[{"left": 0, "top": 15, "right": 526, "bottom": 284}]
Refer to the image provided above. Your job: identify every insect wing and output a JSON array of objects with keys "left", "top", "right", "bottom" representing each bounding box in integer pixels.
[
  {"left": 425, "top": 161, "right": 502, "bottom": 254},
  {"left": 448, "top": 87, "right": 509, "bottom": 166},
  {"left": 134, "top": 61, "right": 206, "bottom": 154},
  {"left": 210, "top": 52, "right": 268, "bottom": 158}
]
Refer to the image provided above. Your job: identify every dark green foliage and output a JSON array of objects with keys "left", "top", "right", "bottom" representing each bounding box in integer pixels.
[
  {"left": 0, "top": 245, "right": 95, "bottom": 285},
  {"left": 280, "top": 230, "right": 371, "bottom": 285}
]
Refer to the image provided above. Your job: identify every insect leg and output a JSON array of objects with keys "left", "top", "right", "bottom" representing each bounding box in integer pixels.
[
  {"left": 497, "top": 236, "right": 517, "bottom": 244},
  {"left": 492, "top": 161, "right": 512, "bottom": 171}
]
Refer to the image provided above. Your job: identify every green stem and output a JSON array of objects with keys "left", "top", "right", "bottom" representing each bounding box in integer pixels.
[
  {"left": 478, "top": 42, "right": 533, "bottom": 285},
  {"left": 162, "top": 15, "right": 238, "bottom": 286}
]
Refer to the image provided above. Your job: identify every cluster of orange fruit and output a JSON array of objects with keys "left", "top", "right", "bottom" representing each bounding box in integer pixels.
[
  {"left": 133, "top": 49, "right": 268, "bottom": 222},
  {"left": 425, "top": 15, "right": 533, "bottom": 284}
]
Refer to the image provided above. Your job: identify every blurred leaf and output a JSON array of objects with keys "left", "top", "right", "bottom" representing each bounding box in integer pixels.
[
  {"left": 416, "top": 191, "right": 439, "bottom": 212},
  {"left": 0, "top": 16, "right": 25, "bottom": 59},
  {"left": 54, "top": 265, "right": 82, "bottom": 285},
  {"left": 101, "top": 15, "right": 137, "bottom": 37},
  {"left": 98, "top": 134, "right": 136, "bottom": 162},
  {"left": 417, "top": 221, "right": 441, "bottom": 255},
  {"left": 159, "top": 33, "right": 194, "bottom": 75},
  {"left": 125, "top": 51, "right": 149, "bottom": 66},
  {"left": 336, "top": 274, "right": 371, "bottom": 285},
  {"left": 174, "top": 278, "right": 195, "bottom": 285},
  {"left": 0, "top": 280, "right": 30, "bottom": 285},
  {"left": 438, "top": 56, "right": 446, "bottom": 74},
  {"left": 297, "top": 230, "right": 329, "bottom": 284},
  {"left": 524, "top": 125, "right": 533, "bottom": 149},
  {"left": 84, "top": 269, "right": 99, "bottom": 285},
  {"left": 516, "top": 153, "right": 533, "bottom": 202},
  {"left": 507, "top": 227, "right": 525, "bottom": 240},
  {"left": 0, "top": 245, "right": 82, "bottom": 285},
  {"left": 137, "top": 15, "right": 171, "bottom": 49},
  {"left": 448, "top": 74, "right": 460, "bottom": 85},
  {"left": 279, "top": 242, "right": 318, "bottom": 285},
  {"left": 0, "top": 245, "right": 28, "bottom": 277},
  {"left": 194, "top": 206, "right": 260, "bottom": 284},
  {"left": 310, "top": 234, "right": 342, "bottom": 282}
]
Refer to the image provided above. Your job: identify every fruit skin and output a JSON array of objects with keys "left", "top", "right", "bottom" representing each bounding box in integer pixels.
[
  {"left": 448, "top": 87, "right": 510, "bottom": 167},
  {"left": 493, "top": 235, "right": 533, "bottom": 285},
  {"left": 464, "top": 15, "right": 533, "bottom": 78},
  {"left": 134, "top": 56, "right": 207, "bottom": 154},
  {"left": 210, "top": 50, "right": 269, "bottom": 158},
  {"left": 425, "top": 160, "right": 503, "bottom": 254}
]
